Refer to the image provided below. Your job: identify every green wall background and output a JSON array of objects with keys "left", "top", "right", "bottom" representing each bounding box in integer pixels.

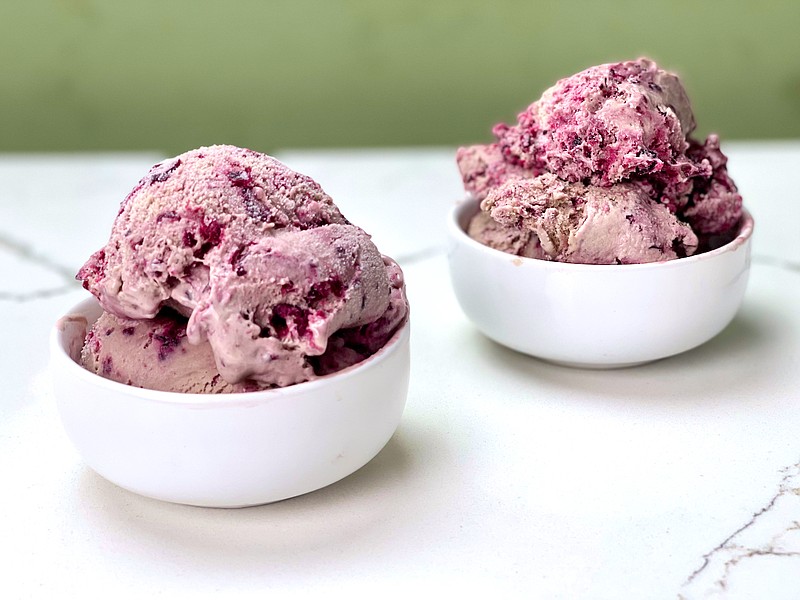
[{"left": 2, "top": 1, "right": 799, "bottom": 154}]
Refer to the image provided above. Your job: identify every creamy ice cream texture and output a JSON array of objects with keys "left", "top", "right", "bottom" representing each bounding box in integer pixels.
[
  {"left": 78, "top": 145, "right": 408, "bottom": 392},
  {"left": 458, "top": 58, "right": 743, "bottom": 264}
]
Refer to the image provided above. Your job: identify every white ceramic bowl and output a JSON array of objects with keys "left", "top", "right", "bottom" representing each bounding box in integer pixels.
[
  {"left": 447, "top": 197, "right": 753, "bottom": 368},
  {"left": 50, "top": 298, "right": 410, "bottom": 508}
]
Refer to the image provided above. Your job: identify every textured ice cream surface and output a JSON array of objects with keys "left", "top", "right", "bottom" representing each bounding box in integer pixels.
[
  {"left": 79, "top": 145, "right": 349, "bottom": 321},
  {"left": 492, "top": 58, "right": 700, "bottom": 186},
  {"left": 456, "top": 143, "right": 535, "bottom": 201},
  {"left": 78, "top": 145, "right": 408, "bottom": 391},
  {"left": 683, "top": 135, "right": 743, "bottom": 235},
  {"left": 186, "top": 224, "right": 397, "bottom": 387},
  {"left": 466, "top": 210, "right": 545, "bottom": 259},
  {"left": 81, "top": 311, "right": 261, "bottom": 394},
  {"left": 459, "top": 58, "right": 743, "bottom": 261},
  {"left": 482, "top": 174, "right": 698, "bottom": 264},
  {"left": 81, "top": 270, "right": 408, "bottom": 393},
  {"left": 312, "top": 257, "right": 408, "bottom": 376}
]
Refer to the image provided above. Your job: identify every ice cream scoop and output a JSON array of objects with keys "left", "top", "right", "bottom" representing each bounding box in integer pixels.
[
  {"left": 79, "top": 257, "right": 408, "bottom": 392},
  {"left": 78, "top": 145, "right": 349, "bottom": 320},
  {"left": 482, "top": 173, "right": 698, "bottom": 264},
  {"left": 77, "top": 145, "right": 408, "bottom": 390},
  {"left": 458, "top": 58, "right": 743, "bottom": 261},
  {"left": 80, "top": 311, "right": 261, "bottom": 394},
  {"left": 492, "top": 58, "right": 700, "bottom": 186}
]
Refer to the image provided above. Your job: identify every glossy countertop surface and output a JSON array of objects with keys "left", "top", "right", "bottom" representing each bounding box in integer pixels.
[{"left": 1, "top": 143, "right": 799, "bottom": 598}]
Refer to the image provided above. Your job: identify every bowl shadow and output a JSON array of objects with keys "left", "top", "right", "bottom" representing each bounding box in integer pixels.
[
  {"left": 73, "top": 421, "right": 447, "bottom": 575},
  {"left": 462, "top": 296, "right": 783, "bottom": 409}
]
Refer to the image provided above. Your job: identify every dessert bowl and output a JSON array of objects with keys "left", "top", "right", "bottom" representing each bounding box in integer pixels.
[
  {"left": 447, "top": 197, "right": 753, "bottom": 368},
  {"left": 50, "top": 297, "right": 410, "bottom": 508}
]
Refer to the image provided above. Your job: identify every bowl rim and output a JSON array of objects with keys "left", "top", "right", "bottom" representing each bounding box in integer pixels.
[
  {"left": 51, "top": 296, "right": 410, "bottom": 407},
  {"left": 448, "top": 195, "right": 754, "bottom": 272}
]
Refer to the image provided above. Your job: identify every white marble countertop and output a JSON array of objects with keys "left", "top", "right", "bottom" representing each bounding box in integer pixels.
[{"left": 1, "top": 143, "right": 799, "bottom": 599}]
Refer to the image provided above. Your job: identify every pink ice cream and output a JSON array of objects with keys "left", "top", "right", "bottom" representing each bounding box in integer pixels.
[
  {"left": 78, "top": 145, "right": 408, "bottom": 391},
  {"left": 466, "top": 211, "right": 544, "bottom": 259},
  {"left": 458, "top": 58, "right": 743, "bottom": 264},
  {"left": 81, "top": 311, "right": 263, "bottom": 393},
  {"left": 483, "top": 174, "right": 698, "bottom": 264}
]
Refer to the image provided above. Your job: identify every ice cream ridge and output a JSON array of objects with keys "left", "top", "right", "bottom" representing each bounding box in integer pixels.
[
  {"left": 458, "top": 58, "right": 743, "bottom": 264},
  {"left": 78, "top": 145, "right": 408, "bottom": 392}
]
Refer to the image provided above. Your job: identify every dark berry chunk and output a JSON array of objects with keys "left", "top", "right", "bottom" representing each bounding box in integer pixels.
[
  {"left": 270, "top": 304, "right": 309, "bottom": 339},
  {"left": 148, "top": 158, "right": 182, "bottom": 184},
  {"left": 102, "top": 356, "right": 113, "bottom": 375},
  {"left": 153, "top": 318, "right": 186, "bottom": 361}
]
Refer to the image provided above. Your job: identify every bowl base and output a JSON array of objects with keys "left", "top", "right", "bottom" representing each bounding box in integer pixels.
[{"left": 540, "top": 357, "right": 656, "bottom": 370}]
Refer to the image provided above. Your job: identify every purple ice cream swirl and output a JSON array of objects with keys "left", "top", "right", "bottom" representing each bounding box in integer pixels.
[
  {"left": 78, "top": 145, "right": 408, "bottom": 391},
  {"left": 458, "top": 58, "right": 744, "bottom": 262}
]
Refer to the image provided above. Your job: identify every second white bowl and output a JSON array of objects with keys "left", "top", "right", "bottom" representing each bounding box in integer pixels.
[{"left": 447, "top": 197, "right": 753, "bottom": 368}]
